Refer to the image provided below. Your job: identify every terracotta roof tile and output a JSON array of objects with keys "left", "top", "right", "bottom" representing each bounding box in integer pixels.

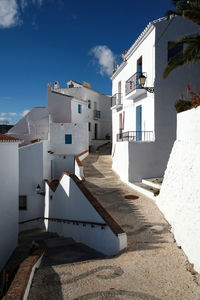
[{"left": 0, "top": 134, "right": 21, "bottom": 142}]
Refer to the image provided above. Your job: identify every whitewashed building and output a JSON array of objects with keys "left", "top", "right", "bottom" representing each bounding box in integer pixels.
[
  {"left": 48, "top": 80, "right": 112, "bottom": 150},
  {"left": 111, "top": 16, "right": 200, "bottom": 185},
  {"left": 0, "top": 134, "right": 21, "bottom": 271},
  {"left": 8, "top": 80, "right": 111, "bottom": 225}
]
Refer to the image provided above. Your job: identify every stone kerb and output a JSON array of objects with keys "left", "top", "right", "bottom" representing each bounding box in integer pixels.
[
  {"left": 156, "top": 106, "right": 200, "bottom": 273},
  {"left": 5, "top": 245, "right": 45, "bottom": 300}
]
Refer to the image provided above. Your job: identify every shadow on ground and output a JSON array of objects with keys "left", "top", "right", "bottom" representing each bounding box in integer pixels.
[{"left": 82, "top": 152, "right": 172, "bottom": 253}]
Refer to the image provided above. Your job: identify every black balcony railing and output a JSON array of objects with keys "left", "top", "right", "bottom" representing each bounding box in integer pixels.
[
  {"left": 117, "top": 131, "right": 154, "bottom": 142},
  {"left": 93, "top": 110, "right": 101, "bottom": 119},
  {"left": 111, "top": 93, "right": 122, "bottom": 107},
  {"left": 125, "top": 72, "right": 147, "bottom": 96}
]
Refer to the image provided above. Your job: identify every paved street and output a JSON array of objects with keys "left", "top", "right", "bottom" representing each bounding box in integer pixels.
[{"left": 29, "top": 150, "right": 200, "bottom": 299}]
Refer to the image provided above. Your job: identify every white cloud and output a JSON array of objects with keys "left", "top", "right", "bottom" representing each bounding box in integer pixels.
[
  {"left": 21, "top": 109, "right": 30, "bottom": 117},
  {"left": 0, "top": 0, "right": 47, "bottom": 29},
  {"left": 0, "top": 112, "right": 6, "bottom": 117},
  {"left": 9, "top": 112, "right": 17, "bottom": 116},
  {"left": 0, "top": 0, "right": 21, "bottom": 28},
  {"left": 90, "top": 45, "right": 115, "bottom": 76},
  {"left": 0, "top": 117, "right": 11, "bottom": 124}
]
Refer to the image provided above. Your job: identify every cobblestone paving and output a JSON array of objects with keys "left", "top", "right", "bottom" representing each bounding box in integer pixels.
[{"left": 28, "top": 150, "right": 200, "bottom": 300}]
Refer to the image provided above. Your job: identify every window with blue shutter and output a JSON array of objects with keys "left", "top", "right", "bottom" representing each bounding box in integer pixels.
[
  {"left": 65, "top": 134, "right": 72, "bottom": 144},
  {"left": 78, "top": 104, "right": 82, "bottom": 114}
]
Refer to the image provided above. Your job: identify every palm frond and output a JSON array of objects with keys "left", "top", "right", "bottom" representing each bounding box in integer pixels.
[
  {"left": 167, "top": 1, "right": 200, "bottom": 26},
  {"left": 163, "top": 35, "right": 200, "bottom": 78},
  {"left": 168, "top": 34, "right": 200, "bottom": 48}
]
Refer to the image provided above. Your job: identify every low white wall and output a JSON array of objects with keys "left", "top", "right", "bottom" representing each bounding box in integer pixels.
[
  {"left": 112, "top": 140, "right": 171, "bottom": 182},
  {"left": 75, "top": 150, "right": 89, "bottom": 180},
  {"left": 0, "top": 143, "right": 19, "bottom": 271},
  {"left": 112, "top": 141, "right": 129, "bottom": 182},
  {"left": 23, "top": 252, "right": 44, "bottom": 300},
  {"left": 44, "top": 174, "right": 126, "bottom": 255},
  {"left": 157, "top": 107, "right": 200, "bottom": 273}
]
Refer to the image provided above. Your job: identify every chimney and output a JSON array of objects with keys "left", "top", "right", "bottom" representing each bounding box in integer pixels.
[{"left": 54, "top": 81, "right": 60, "bottom": 89}]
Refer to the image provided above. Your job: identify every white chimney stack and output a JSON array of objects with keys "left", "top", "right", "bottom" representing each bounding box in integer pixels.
[{"left": 54, "top": 81, "right": 60, "bottom": 89}]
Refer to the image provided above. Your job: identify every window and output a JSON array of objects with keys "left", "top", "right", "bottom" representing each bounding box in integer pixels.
[
  {"left": 88, "top": 122, "right": 91, "bottom": 131},
  {"left": 19, "top": 195, "right": 27, "bottom": 210},
  {"left": 65, "top": 134, "right": 72, "bottom": 144},
  {"left": 88, "top": 100, "right": 91, "bottom": 109},
  {"left": 78, "top": 104, "right": 82, "bottom": 114},
  {"left": 168, "top": 42, "right": 183, "bottom": 62}
]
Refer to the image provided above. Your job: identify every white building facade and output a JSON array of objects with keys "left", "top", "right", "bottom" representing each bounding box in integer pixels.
[
  {"left": 0, "top": 134, "right": 20, "bottom": 271},
  {"left": 111, "top": 16, "right": 200, "bottom": 183},
  {"left": 8, "top": 80, "right": 111, "bottom": 225}
]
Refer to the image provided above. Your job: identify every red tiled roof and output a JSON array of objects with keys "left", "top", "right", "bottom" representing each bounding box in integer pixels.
[{"left": 0, "top": 134, "right": 21, "bottom": 142}]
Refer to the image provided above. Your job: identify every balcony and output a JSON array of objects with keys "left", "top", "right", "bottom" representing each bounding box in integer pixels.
[
  {"left": 117, "top": 131, "right": 154, "bottom": 142},
  {"left": 93, "top": 110, "right": 101, "bottom": 119},
  {"left": 125, "top": 72, "right": 147, "bottom": 100},
  {"left": 111, "top": 93, "right": 122, "bottom": 109}
]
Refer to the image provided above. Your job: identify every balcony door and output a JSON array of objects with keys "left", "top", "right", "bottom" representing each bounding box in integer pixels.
[
  {"left": 118, "top": 81, "right": 121, "bottom": 105},
  {"left": 95, "top": 123, "right": 98, "bottom": 140},
  {"left": 136, "top": 57, "right": 142, "bottom": 88},
  {"left": 136, "top": 105, "right": 142, "bottom": 141}
]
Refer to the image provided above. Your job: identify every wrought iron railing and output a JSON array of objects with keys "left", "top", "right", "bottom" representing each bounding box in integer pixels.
[
  {"left": 117, "top": 131, "right": 154, "bottom": 142},
  {"left": 125, "top": 72, "right": 147, "bottom": 96},
  {"left": 111, "top": 93, "right": 122, "bottom": 107},
  {"left": 93, "top": 110, "right": 101, "bottom": 119},
  {"left": 19, "top": 217, "right": 107, "bottom": 229}
]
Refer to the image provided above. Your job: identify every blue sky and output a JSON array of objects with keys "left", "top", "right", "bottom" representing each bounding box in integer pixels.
[{"left": 0, "top": 0, "right": 174, "bottom": 124}]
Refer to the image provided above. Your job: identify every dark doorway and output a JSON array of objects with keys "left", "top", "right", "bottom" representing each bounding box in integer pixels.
[{"left": 95, "top": 123, "right": 98, "bottom": 140}]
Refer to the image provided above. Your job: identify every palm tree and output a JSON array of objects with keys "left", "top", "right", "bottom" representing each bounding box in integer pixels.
[{"left": 163, "top": 0, "right": 200, "bottom": 79}]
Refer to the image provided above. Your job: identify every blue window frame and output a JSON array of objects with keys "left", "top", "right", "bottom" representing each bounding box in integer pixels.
[
  {"left": 65, "top": 134, "right": 72, "bottom": 144},
  {"left": 78, "top": 104, "right": 82, "bottom": 114}
]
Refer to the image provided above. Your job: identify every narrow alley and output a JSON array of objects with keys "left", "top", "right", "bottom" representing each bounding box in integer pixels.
[{"left": 28, "top": 148, "right": 200, "bottom": 300}]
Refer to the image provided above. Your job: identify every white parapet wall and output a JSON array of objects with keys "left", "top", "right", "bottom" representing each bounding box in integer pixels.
[
  {"left": 75, "top": 150, "right": 89, "bottom": 180},
  {"left": 156, "top": 106, "right": 200, "bottom": 273},
  {"left": 44, "top": 173, "right": 127, "bottom": 255}
]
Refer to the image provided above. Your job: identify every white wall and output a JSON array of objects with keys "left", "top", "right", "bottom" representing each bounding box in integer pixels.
[
  {"left": 111, "top": 25, "right": 156, "bottom": 146},
  {"left": 47, "top": 85, "right": 72, "bottom": 123},
  {"left": 112, "top": 16, "right": 200, "bottom": 182},
  {"left": 112, "top": 142, "right": 129, "bottom": 182},
  {"left": 0, "top": 142, "right": 19, "bottom": 271},
  {"left": 156, "top": 107, "right": 200, "bottom": 273},
  {"left": 44, "top": 174, "right": 127, "bottom": 255},
  {"left": 19, "top": 141, "right": 51, "bottom": 225},
  {"left": 75, "top": 150, "right": 89, "bottom": 180},
  {"left": 52, "top": 85, "right": 112, "bottom": 142},
  {"left": 53, "top": 154, "right": 74, "bottom": 179},
  {"left": 8, "top": 107, "right": 49, "bottom": 146},
  {"left": 50, "top": 122, "right": 89, "bottom": 155}
]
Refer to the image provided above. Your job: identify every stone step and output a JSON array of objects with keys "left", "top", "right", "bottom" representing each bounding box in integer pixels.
[
  {"left": 142, "top": 177, "right": 163, "bottom": 190},
  {"left": 44, "top": 237, "right": 76, "bottom": 248},
  {"left": 128, "top": 182, "right": 159, "bottom": 200}
]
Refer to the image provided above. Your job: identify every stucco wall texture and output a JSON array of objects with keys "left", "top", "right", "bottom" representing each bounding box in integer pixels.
[{"left": 156, "top": 107, "right": 200, "bottom": 273}]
